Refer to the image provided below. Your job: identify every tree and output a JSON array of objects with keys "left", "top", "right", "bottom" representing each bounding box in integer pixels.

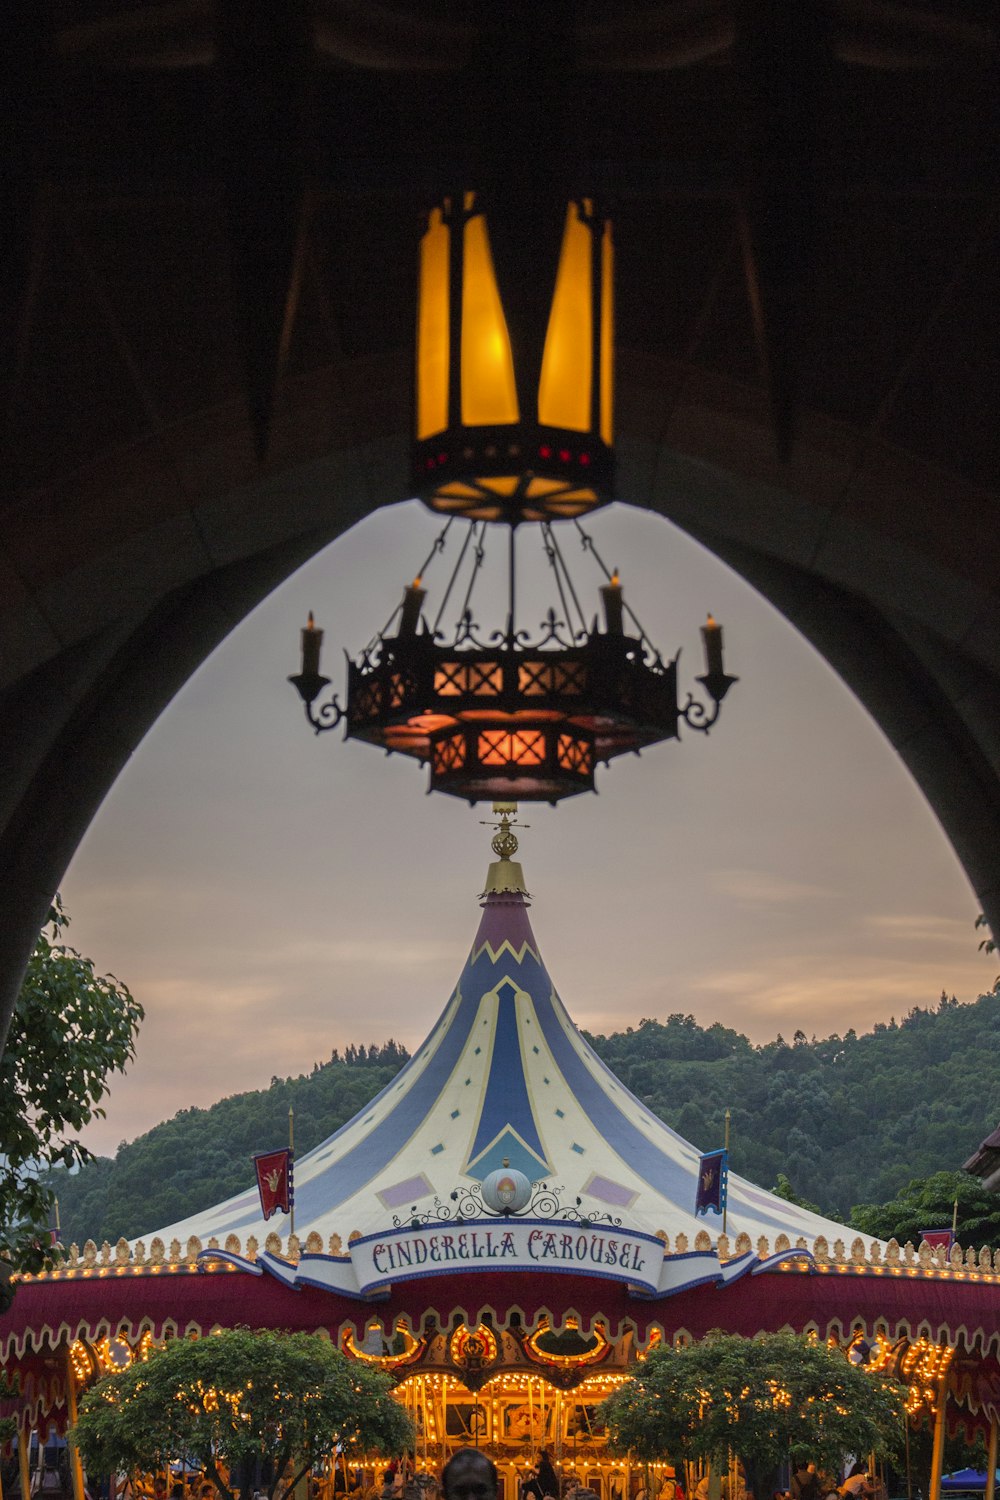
[
  {"left": 1, "top": 898, "right": 143, "bottom": 1291},
  {"left": 975, "top": 915, "right": 998, "bottom": 989},
  {"left": 600, "top": 1330, "right": 905, "bottom": 1500},
  {"left": 771, "top": 1173, "right": 823, "bottom": 1216},
  {"left": 72, "top": 1328, "right": 413, "bottom": 1500},
  {"left": 851, "top": 1169, "right": 1000, "bottom": 1247}
]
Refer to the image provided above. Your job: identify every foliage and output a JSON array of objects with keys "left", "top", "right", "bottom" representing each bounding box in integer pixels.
[
  {"left": 50, "top": 987, "right": 1000, "bottom": 1243},
  {"left": 1, "top": 899, "right": 143, "bottom": 1286},
  {"left": 72, "top": 1328, "right": 413, "bottom": 1500},
  {"left": 851, "top": 1169, "right": 1000, "bottom": 1246},
  {"left": 976, "top": 915, "right": 998, "bottom": 988},
  {"left": 0, "top": 1369, "right": 17, "bottom": 1445},
  {"left": 582, "top": 995, "right": 1000, "bottom": 1221},
  {"left": 771, "top": 1173, "right": 823, "bottom": 1216},
  {"left": 600, "top": 1331, "right": 905, "bottom": 1500}
]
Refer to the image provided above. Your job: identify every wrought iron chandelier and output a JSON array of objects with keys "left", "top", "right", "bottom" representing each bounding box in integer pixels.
[
  {"left": 289, "top": 516, "right": 737, "bottom": 804},
  {"left": 288, "top": 193, "right": 738, "bottom": 803}
]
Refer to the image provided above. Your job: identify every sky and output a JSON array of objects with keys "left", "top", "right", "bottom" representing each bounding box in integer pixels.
[{"left": 59, "top": 499, "right": 993, "bottom": 1157}]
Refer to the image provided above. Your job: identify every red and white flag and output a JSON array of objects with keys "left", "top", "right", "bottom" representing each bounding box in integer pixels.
[
  {"left": 253, "top": 1148, "right": 293, "bottom": 1221},
  {"left": 919, "top": 1228, "right": 954, "bottom": 1252}
]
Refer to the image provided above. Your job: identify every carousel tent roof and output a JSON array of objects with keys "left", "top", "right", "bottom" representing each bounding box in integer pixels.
[{"left": 150, "top": 826, "right": 856, "bottom": 1259}]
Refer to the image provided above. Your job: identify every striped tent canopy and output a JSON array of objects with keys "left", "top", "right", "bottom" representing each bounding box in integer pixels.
[{"left": 148, "top": 822, "right": 865, "bottom": 1300}]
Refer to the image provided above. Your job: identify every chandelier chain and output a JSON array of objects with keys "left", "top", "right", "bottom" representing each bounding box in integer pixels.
[
  {"left": 573, "top": 519, "right": 653, "bottom": 648},
  {"left": 431, "top": 517, "right": 475, "bottom": 635},
  {"left": 455, "top": 521, "right": 488, "bottom": 638},
  {"left": 541, "top": 523, "right": 588, "bottom": 639}
]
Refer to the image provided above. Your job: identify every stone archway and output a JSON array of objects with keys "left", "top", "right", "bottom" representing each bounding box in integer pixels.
[
  {"left": 3, "top": 2, "right": 1000, "bottom": 1052},
  {"left": 3, "top": 350, "right": 999, "bottom": 1051}
]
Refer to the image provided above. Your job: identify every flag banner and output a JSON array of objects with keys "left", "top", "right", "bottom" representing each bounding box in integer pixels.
[
  {"left": 920, "top": 1228, "right": 954, "bottom": 1251},
  {"left": 695, "top": 1148, "right": 728, "bottom": 1217},
  {"left": 253, "top": 1148, "right": 293, "bottom": 1221}
]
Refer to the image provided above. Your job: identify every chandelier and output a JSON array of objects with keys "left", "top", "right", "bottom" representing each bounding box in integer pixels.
[
  {"left": 289, "top": 517, "right": 736, "bottom": 804},
  {"left": 288, "top": 194, "right": 738, "bottom": 803}
]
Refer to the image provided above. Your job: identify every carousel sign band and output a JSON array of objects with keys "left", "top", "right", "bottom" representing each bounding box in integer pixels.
[
  {"left": 354, "top": 1219, "right": 654, "bottom": 1292},
  {"left": 199, "top": 1219, "right": 811, "bottom": 1299}
]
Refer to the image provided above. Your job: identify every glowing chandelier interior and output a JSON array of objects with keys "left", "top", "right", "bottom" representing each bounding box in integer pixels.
[{"left": 289, "top": 193, "right": 738, "bottom": 803}]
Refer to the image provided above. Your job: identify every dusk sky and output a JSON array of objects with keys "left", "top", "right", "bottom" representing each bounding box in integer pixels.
[{"left": 60, "top": 499, "right": 992, "bottom": 1158}]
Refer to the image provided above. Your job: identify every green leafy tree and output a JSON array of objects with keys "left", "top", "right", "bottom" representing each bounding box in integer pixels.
[
  {"left": 975, "top": 915, "right": 998, "bottom": 989},
  {"left": 600, "top": 1330, "right": 905, "bottom": 1500},
  {"left": 1, "top": 899, "right": 143, "bottom": 1292},
  {"left": 851, "top": 1169, "right": 1000, "bottom": 1246},
  {"left": 72, "top": 1328, "right": 413, "bottom": 1500},
  {"left": 771, "top": 1173, "right": 823, "bottom": 1216}
]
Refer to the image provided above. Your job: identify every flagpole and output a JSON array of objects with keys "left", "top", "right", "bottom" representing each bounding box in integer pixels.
[
  {"left": 952, "top": 1196, "right": 959, "bottom": 1243},
  {"left": 723, "top": 1109, "right": 731, "bottom": 1235},
  {"left": 289, "top": 1105, "right": 295, "bottom": 1238}
]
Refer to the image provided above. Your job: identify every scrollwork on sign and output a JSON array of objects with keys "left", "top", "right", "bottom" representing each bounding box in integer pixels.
[
  {"left": 526, "top": 1184, "right": 623, "bottom": 1228},
  {"left": 390, "top": 1181, "right": 623, "bottom": 1229}
]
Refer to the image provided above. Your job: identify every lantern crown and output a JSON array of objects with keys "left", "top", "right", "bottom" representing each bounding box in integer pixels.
[{"left": 413, "top": 193, "right": 615, "bottom": 525}]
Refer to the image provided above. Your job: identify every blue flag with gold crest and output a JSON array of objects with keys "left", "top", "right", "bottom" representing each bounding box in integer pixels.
[{"left": 695, "top": 1148, "right": 728, "bottom": 1217}]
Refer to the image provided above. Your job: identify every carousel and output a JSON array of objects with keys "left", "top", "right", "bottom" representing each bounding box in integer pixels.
[{"left": 4, "top": 813, "right": 1000, "bottom": 1500}]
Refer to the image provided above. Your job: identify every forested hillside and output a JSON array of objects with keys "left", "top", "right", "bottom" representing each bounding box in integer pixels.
[
  {"left": 50, "top": 1041, "right": 410, "bottom": 1246},
  {"left": 49, "top": 992, "right": 1000, "bottom": 1246}
]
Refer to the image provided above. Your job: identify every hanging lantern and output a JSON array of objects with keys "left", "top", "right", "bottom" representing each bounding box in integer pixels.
[{"left": 413, "top": 194, "right": 615, "bottom": 524}]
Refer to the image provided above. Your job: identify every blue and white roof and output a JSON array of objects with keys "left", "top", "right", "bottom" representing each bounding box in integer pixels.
[{"left": 155, "top": 827, "right": 856, "bottom": 1271}]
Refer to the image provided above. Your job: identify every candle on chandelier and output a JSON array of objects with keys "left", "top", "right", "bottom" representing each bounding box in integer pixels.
[
  {"left": 701, "top": 613, "right": 724, "bottom": 676},
  {"left": 301, "top": 612, "right": 323, "bottom": 676},
  {"left": 399, "top": 578, "right": 427, "bottom": 635},
  {"left": 600, "top": 571, "right": 624, "bottom": 634}
]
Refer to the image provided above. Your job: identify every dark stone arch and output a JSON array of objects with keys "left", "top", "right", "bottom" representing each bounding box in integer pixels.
[{"left": 2, "top": 361, "right": 999, "bottom": 1053}]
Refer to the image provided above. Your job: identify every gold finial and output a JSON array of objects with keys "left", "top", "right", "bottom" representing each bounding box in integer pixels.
[{"left": 479, "top": 802, "right": 530, "bottom": 897}]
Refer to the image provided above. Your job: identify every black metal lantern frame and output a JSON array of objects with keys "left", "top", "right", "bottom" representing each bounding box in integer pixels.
[{"left": 289, "top": 519, "right": 737, "bottom": 806}]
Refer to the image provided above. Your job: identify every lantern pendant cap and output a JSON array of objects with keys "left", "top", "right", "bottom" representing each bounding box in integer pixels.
[
  {"left": 413, "top": 194, "right": 616, "bottom": 523},
  {"left": 480, "top": 802, "right": 530, "bottom": 898}
]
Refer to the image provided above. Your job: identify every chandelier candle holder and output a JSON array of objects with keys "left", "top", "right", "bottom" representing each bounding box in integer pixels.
[{"left": 289, "top": 520, "right": 738, "bottom": 804}]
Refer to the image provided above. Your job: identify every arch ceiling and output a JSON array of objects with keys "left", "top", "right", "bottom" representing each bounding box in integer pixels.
[{"left": 2, "top": 2, "right": 999, "bottom": 1049}]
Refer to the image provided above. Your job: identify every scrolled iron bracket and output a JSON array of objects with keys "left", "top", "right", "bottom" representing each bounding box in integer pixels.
[
  {"left": 679, "top": 670, "right": 739, "bottom": 735},
  {"left": 288, "top": 673, "right": 347, "bottom": 735}
]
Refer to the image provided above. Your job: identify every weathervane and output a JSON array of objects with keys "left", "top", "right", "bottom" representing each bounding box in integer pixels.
[{"left": 482, "top": 800, "right": 526, "bottom": 858}]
